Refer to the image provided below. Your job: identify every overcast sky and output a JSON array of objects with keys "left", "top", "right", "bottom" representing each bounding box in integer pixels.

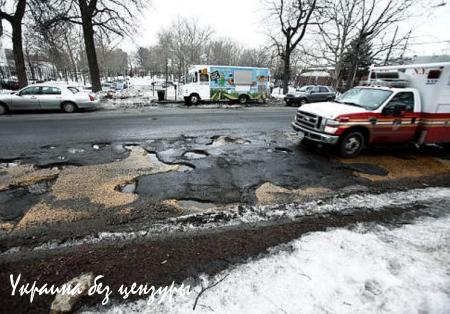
[
  {"left": 121, "top": 0, "right": 450, "bottom": 56},
  {"left": 0, "top": 0, "right": 448, "bottom": 57}
]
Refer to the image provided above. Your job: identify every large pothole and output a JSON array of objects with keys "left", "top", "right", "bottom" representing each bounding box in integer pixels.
[{"left": 182, "top": 150, "right": 209, "bottom": 160}]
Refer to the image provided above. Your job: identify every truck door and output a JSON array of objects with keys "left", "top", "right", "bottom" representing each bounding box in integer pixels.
[
  {"left": 198, "top": 71, "right": 210, "bottom": 100},
  {"left": 378, "top": 92, "right": 419, "bottom": 143}
]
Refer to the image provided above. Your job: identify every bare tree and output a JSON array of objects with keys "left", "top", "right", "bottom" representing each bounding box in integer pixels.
[
  {"left": 33, "top": 0, "right": 146, "bottom": 91},
  {"left": 310, "top": 0, "right": 361, "bottom": 88},
  {"left": 135, "top": 46, "right": 151, "bottom": 74},
  {"left": 170, "top": 18, "right": 213, "bottom": 78},
  {"left": 342, "top": 0, "right": 413, "bottom": 89},
  {"left": 265, "top": 0, "right": 317, "bottom": 94},
  {"left": 205, "top": 38, "right": 241, "bottom": 66},
  {"left": 0, "top": 0, "right": 28, "bottom": 87}
]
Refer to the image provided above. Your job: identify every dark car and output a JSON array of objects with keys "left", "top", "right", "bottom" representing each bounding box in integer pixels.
[{"left": 285, "top": 85, "right": 336, "bottom": 106}]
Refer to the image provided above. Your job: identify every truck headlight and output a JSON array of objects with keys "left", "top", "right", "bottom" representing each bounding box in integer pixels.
[
  {"left": 325, "top": 119, "right": 340, "bottom": 126},
  {"left": 324, "top": 126, "right": 338, "bottom": 134}
]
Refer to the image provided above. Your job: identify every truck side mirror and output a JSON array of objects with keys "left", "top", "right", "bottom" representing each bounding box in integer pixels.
[{"left": 382, "top": 103, "right": 407, "bottom": 116}]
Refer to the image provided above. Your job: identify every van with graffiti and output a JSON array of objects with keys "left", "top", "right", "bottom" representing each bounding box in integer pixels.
[{"left": 182, "top": 65, "right": 270, "bottom": 105}]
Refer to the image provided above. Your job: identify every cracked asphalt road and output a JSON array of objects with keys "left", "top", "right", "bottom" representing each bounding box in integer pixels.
[
  {"left": 1, "top": 107, "right": 450, "bottom": 246},
  {"left": 0, "top": 107, "right": 296, "bottom": 157}
]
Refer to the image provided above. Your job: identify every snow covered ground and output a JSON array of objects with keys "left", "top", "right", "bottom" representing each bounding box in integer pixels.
[
  {"left": 83, "top": 189, "right": 450, "bottom": 314},
  {"left": 271, "top": 86, "right": 296, "bottom": 99}
]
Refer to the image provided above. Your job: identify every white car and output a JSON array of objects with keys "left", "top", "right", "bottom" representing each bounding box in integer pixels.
[{"left": 0, "top": 84, "right": 99, "bottom": 115}]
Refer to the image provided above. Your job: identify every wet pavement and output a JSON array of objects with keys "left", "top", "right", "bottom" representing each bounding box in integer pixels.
[{"left": 1, "top": 108, "right": 450, "bottom": 312}]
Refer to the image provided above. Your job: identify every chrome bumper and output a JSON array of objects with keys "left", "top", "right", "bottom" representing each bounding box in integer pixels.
[{"left": 291, "top": 122, "right": 339, "bottom": 145}]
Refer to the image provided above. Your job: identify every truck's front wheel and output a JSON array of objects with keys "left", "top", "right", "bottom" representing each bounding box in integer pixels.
[
  {"left": 339, "top": 131, "right": 365, "bottom": 158},
  {"left": 188, "top": 94, "right": 200, "bottom": 106}
]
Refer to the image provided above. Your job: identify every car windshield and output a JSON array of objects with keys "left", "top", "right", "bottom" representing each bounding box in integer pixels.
[
  {"left": 336, "top": 88, "right": 392, "bottom": 110},
  {"left": 297, "top": 86, "right": 312, "bottom": 92}
]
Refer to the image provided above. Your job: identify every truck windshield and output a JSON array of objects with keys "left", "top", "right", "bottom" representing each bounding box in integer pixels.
[
  {"left": 337, "top": 88, "right": 392, "bottom": 110},
  {"left": 187, "top": 72, "right": 197, "bottom": 83}
]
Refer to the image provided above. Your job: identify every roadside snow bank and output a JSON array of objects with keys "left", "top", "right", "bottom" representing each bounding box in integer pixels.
[{"left": 96, "top": 214, "right": 450, "bottom": 314}]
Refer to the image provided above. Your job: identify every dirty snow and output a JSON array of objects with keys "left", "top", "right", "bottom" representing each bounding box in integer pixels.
[
  {"left": 91, "top": 214, "right": 450, "bottom": 314},
  {"left": 2, "top": 187, "right": 450, "bottom": 257}
]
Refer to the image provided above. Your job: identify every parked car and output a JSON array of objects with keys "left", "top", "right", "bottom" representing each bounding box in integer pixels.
[
  {"left": 1, "top": 78, "right": 20, "bottom": 91},
  {"left": 0, "top": 84, "right": 99, "bottom": 115},
  {"left": 285, "top": 85, "right": 336, "bottom": 106}
]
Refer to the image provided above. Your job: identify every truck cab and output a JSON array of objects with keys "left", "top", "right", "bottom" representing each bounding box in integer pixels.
[
  {"left": 183, "top": 66, "right": 211, "bottom": 105},
  {"left": 292, "top": 62, "right": 450, "bottom": 157}
]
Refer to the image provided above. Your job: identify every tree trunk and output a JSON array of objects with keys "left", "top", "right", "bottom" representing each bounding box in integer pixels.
[
  {"left": 79, "top": 0, "right": 101, "bottom": 92},
  {"left": 11, "top": 21, "right": 28, "bottom": 88},
  {"left": 282, "top": 52, "right": 291, "bottom": 95}
]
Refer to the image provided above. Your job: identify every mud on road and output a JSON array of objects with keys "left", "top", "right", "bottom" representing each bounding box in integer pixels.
[
  {"left": 1, "top": 130, "right": 449, "bottom": 249},
  {"left": 1, "top": 129, "right": 450, "bottom": 313}
]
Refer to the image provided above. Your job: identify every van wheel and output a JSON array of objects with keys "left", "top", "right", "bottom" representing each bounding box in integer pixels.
[
  {"left": 238, "top": 94, "right": 248, "bottom": 105},
  {"left": 189, "top": 94, "right": 200, "bottom": 105},
  {"left": 0, "top": 104, "right": 7, "bottom": 115},
  {"left": 62, "top": 102, "right": 77, "bottom": 113},
  {"left": 339, "top": 131, "right": 364, "bottom": 158}
]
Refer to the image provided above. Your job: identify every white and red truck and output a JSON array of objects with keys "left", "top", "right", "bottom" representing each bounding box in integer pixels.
[{"left": 292, "top": 62, "right": 450, "bottom": 157}]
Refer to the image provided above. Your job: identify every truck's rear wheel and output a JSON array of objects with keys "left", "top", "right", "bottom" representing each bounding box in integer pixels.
[
  {"left": 189, "top": 94, "right": 200, "bottom": 106},
  {"left": 339, "top": 131, "right": 365, "bottom": 158},
  {"left": 238, "top": 94, "right": 248, "bottom": 105}
]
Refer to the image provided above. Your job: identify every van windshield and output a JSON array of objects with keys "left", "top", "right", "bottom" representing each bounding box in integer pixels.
[
  {"left": 187, "top": 72, "right": 198, "bottom": 83},
  {"left": 336, "top": 88, "right": 392, "bottom": 110}
]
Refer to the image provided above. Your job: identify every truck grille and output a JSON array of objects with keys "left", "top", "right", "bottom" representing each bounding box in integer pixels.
[{"left": 296, "top": 111, "right": 322, "bottom": 130}]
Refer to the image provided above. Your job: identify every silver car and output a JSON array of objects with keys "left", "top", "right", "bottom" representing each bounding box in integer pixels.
[{"left": 0, "top": 84, "right": 99, "bottom": 115}]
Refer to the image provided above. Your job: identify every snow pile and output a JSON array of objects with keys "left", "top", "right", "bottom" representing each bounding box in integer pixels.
[
  {"left": 271, "top": 86, "right": 296, "bottom": 99},
  {"left": 96, "top": 215, "right": 450, "bottom": 314}
]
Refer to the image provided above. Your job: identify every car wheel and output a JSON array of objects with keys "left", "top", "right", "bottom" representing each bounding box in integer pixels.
[
  {"left": 62, "top": 102, "right": 77, "bottom": 113},
  {"left": 299, "top": 98, "right": 307, "bottom": 106},
  {"left": 238, "top": 94, "right": 248, "bottom": 105},
  {"left": 285, "top": 100, "right": 291, "bottom": 106},
  {"left": 189, "top": 94, "right": 200, "bottom": 106},
  {"left": 0, "top": 104, "right": 7, "bottom": 115},
  {"left": 339, "top": 131, "right": 365, "bottom": 158}
]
